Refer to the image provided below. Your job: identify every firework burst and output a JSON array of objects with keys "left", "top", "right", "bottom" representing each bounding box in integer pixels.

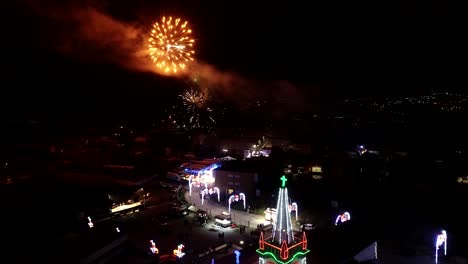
[
  {"left": 178, "top": 87, "right": 216, "bottom": 130},
  {"left": 181, "top": 88, "right": 205, "bottom": 109},
  {"left": 148, "top": 16, "right": 195, "bottom": 75}
]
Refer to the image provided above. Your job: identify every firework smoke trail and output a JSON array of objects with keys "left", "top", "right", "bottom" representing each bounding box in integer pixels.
[
  {"left": 18, "top": 1, "right": 307, "bottom": 112},
  {"left": 16, "top": 1, "right": 166, "bottom": 75}
]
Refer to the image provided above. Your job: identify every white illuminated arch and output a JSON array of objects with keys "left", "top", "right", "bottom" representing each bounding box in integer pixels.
[
  {"left": 335, "top": 211, "right": 351, "bottom": 226},
  {"left": 197, "top": 170, "right": 208, "bottom": 190},
  {"left": 290, "top": 202, "right": 298, "bottom": 221},
  {"left": 239, "top": 193, "right": 246, "bottom": 209},
  {"left": 198, "top": 164, "right": 218, "bottom": 187},
  {"left": 435, "top": 230, "right": 447, "bottom": 264},
  {"left": 188, "top": 175, "right": 194, "bottom": 196},
  {"left": 213, "top": 187, "right": 220, "bottom": 202},
  {"left": 228, "top": 195, "right": 235, "bottom": 213},
  {"left": 228, "top": 193, "right": 246, "bottom": 213},
  {"left": 201, "top": 188, "right": 208, "bottom": 205},
  {"left": 201, "top": 187, "right": 220, "bottom": 204}
]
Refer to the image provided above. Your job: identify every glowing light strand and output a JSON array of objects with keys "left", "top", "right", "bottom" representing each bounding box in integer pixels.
[
  {"left": 228, "top": 195, "right": 234, "bottom": 214},
  {"left": 213, "top": 187, "right": 220, "bottom": 202},
  {"left": 290, "top": 202, "right": 298, "bottom": 221},
  {"left": 335, "top": 212, "right": 351, "bottom": 226},
  {"left": 435, "top": 230, "right": 447, "bottom": 264},
  {"left": 239, "top": 193, "right": 246, "bottom": 209},
  {"left": 272, "top": 187, "right": 281, "bottom": 241},
  {"left": 279, "top": 188, "right": 284, "bottom": 243},
  {"left": 188, "top": 175, "right": 193, "bottom": 196},
  {"left": 285, "top": 188, "right": 293, "bottom": 243},
  {"left": 256, "top": 249, "right": 310, "bottom": 264},
  {"left": 201, "top": 188, "right": 208, "bottom": 205}
]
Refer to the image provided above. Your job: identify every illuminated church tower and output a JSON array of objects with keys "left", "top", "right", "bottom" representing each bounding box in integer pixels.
[{"left": 257, "top": 175, "right": 309, "bottom": 264}]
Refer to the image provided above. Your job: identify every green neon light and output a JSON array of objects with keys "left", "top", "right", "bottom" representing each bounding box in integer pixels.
[
  {"left": 280, "top": 175, "right": 288, "bottom": 188},
  {"left": 256, "top": 249, "right": 310, "bottom": 264}
]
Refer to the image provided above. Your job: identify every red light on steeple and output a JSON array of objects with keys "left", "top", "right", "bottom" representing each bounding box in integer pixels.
[
  {"left": 302, "top": 232, "right": 307, "bottom": 250},
  {"left": 280, "top": 240, "right": 289, "bottom": 260},
  {"left": 256, "top": 175, "right": 309, "bottom": 263},
  {"left": 259, "top": 231, "right": 265, "bottom": 250}
]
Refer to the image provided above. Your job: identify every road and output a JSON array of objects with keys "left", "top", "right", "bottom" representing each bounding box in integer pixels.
[
  {"left": 85, "top": 181, "right": 260, "bottom": 263},
  {"left": 183, "top": 187, "right": 272, "bottom": 229}
]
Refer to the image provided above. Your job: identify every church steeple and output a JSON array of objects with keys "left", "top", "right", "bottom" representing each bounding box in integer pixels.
[
  {"left": 272, "top": 175, "right": 294, "bottom": 244},
  {"left": 257, "top": 175, "right": 310, "bottom": 264}
]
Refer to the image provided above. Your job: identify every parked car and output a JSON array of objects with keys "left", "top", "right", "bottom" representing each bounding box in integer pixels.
[
  {"left": 171, "top": 201, "right": 186, "bottom": 208},
  {"left": 301, "top": 223, "right": 315, "bottom": 231}
]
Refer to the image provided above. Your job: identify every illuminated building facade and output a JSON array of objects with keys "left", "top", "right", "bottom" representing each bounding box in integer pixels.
[
  {"left": 213, "top": 162, "right": 261, "bottom": 203},
  {"left": 257, "top": 176, "right": 309, "bottom": 264}
]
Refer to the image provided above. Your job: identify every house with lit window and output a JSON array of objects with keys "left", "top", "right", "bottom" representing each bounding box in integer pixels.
[{"left": 213, "top": 159, "right": 274, "bottom": 208}]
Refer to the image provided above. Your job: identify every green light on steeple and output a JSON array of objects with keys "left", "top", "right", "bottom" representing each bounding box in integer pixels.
[
  {"left": 280, "top": 175, "right": 288, "bottom": 188},
  {"left": 256, "top": 249, "right": 310, "bottom": 264}
]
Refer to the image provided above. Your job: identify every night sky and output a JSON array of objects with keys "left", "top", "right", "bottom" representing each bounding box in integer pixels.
[{"left": 1, "top": 0, "right": 466, "bottom": 119}]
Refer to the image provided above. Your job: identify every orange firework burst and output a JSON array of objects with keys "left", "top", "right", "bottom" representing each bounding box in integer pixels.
[{"left": 148, "top": 16, "right": 195, "bottom": 75}]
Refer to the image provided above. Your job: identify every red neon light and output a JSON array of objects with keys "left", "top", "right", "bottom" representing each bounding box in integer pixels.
[
  {"left": 259, "top": 232, "right": 265, "bottom": 250},
  {"left": 302, "top": 232, "right": 307, "bottom": 250},
  {"left": 287, "top": 241, "right": 303, "bottom": 250},
  {"left": 263, "top": 241, "right": 282, "bottom": 251},
  {"left": 262, "top": 240, "right": 304, "bottom": 251},
  {"left": 280, "top": 240, "right": 289, "bottom": 260}
]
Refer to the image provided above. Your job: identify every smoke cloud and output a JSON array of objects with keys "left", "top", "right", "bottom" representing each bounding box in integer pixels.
[
  {"left": 52, "top": 7, "right": 155, "bottom": 73},
  {"left": 13, "top": 1, "right": 153, "bottom": 73},
  {"left": 191, "top": 62, "right": 306, "bottom": 112},
  {"left": 20, "top": 1, "right": 307, "bottom": 111}
]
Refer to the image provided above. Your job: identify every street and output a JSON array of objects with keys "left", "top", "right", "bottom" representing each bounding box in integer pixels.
[{"left": 89, "top": 181, "right": 266, "bottom": 263}]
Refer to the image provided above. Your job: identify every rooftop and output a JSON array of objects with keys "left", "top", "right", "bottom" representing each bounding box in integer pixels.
[{"left": 215, "top": 159, "right": 271, "bottom": 173}]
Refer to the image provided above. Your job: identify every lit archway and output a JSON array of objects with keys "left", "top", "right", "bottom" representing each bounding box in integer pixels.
[
  {"left": 289, "top": 202, "right": 298, "bottom": 221},
  {"left": 198, "top": 164, "right": 218, "bottom": 187},
  {"left": 228, "top": 193, "right": 246, "bottom": 213},
  {"left": 239, "top": 193, "right": 246, "bottom": 209},
  {"left": 213, "top": 187, "right": 220, "bottom": 202},
  {"left": 188, "top": 175, "right": 194, "bottom": 196},
  {"left": 228, "top": 195, "right": 235, "bottom": 213},
  {"left": 201, "top": 187, "right": 221, "bottom": 204},
  {"left": 335, "top": 211, "right": 351, "bottom": 226},
  {"left": 201, "top": 188, "right": 208, "bottom": 205}
]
